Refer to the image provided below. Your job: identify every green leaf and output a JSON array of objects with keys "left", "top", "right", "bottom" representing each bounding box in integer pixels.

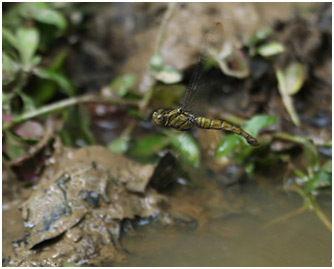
[
  {"left": 167, "top": 132, "right": 200, "bottom": 168},
  {"left": 244, "top": 27, "right": 272, "bottom": 47},
  {"left": 303, "top": 140, "right": 320, "bottom": 172},
  {"left": 234, "top": 145, "right": 255, "bottom": 162},
  {"left": 31, "top": 51, "right": 71, "bottom": 103},
  {"left": 35, "top": 68, "right": 75, "bottom": 96},
  {"left": 245, "top": 162, "right": 255, "bottom": 175},
  {"left": 130, "top": 135, "right": 167, "bottom": 158},
  {"left": 282, "top": 62, "right": 306, "bottom": 95},
  {"left": 257, "top": 42, "right": 285, "bottom": 57},
  {"left": 2, "top": 27, "right": 19, "bottom": 50},
  {"left": 17, "top": 2, "right": 49, "bottom": 17},
  {"left": 276, "top": 68, "right": 301, "bottom": 126},
  {"left": 49, "top": 50, "right": 67, "bottom": 70},
  {"left": 108, "top": 136, "right": 130, "bottom": 154},
  {"left": 293, "top": 168, "right": 308, "bottom": 180},
  {"left": 59, "top": 129, "right": 72, "bottom": 146},
  {"left": 32, "top": 78, "right": 57, "bottom": 105},
  {"left": 19, "top": 92, "right": 36, "bottom": 113},
  {"left": 306, "top": 171, "right": 332, "bottom": 194},
  {"left": 110, "top": 74, "right": 136, "bottom": 97},
  {"left": 154, "top": 67, "right": 183, "bottom": 84},
  {"left": 61, "top": 106, "right": 95, "bottom": 146},
  {"left": 4, "top": 131, "right": 26, "bottom": 160},
  {"left": 150, "top": 53, "right": 182, "bottom": 83},
  {"left": 31, "top": 55, "right": 42, "bottom": 66},
  {"left": 215, "top": 134, "right": 241, "bottom": 158},
  {"left": 33, "top": 9, "right": 67, "bottom": 31},
  {"left": 2, "top": 52, "right": 20, "bottom": 85},
  {"left": 3, "top": 92, "right": 8, "bottom": 105},
  {"left": 321, "top": 159, "right": 332, "bottom": 173},
  {"left": 16, "top": 27, "right": 40, "bottom": 66},
  {"left": 276, "top": 61, "right": 306, "bottom": 124},
  {"left": 241, "top": 114, "right": 277, "bottom": 137},
  {"left": 150, "top": 54, "right": 164, "bottom": 71}
]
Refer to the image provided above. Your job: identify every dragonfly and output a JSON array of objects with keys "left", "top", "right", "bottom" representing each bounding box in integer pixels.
[{"left": 152, "top": 22, "right": 259, "bottom": 147}]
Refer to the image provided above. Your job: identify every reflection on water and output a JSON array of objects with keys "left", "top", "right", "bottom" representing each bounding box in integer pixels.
[{"left": 116, "top": 177, "right": 331, "bottom": 267}]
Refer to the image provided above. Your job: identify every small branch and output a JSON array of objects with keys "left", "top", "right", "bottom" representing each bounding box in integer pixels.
[
  {"left": 262, "top": 204, "right": 308, "bottom": 229},
  {"left": 219, "top": 113, "right": 244, "bottom": 126},
  {"left": 3, "top": 93, "right": 139, "bottom": 131},
  {"left": 314, "top": 205, "right": 332, "bottom": 232},
  {"left": 263, "top": 194, "right": 332, "bottom": 232},
  {"left": 7, "top": 117, "right": 61, "bottom": 167},
  {"left": 273, "top": 131, "right": 306, "bottom": 144},
  {"left": 2, "top": 158, "right": 18, "bottom": 180},
  {"left": 274, "top": 131, "right": 331, "bottom": 147},
  {"left": 308, "top": 196, "right": 332, "bottom": 232},
  {"left": 155, "top": 3, "right": 178, "bottom": 54}
]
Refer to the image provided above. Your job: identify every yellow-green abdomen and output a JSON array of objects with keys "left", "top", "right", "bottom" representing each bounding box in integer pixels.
[{"left": 195, "top": 117, "right": 259, "bottom": 146}]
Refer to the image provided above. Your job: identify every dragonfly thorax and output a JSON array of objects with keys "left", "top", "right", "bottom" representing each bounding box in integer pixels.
[{"left": 153, "top": 108, "right": 195, "bottom": 130}]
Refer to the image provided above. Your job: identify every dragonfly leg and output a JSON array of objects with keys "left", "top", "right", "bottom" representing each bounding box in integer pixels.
[{"left": 187, "top": 116, "right": 197, "bottom": 124}]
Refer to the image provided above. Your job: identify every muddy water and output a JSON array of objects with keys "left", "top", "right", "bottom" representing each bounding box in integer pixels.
[{"left": 116, "top": 177, "right": 331, "bottom": 267}]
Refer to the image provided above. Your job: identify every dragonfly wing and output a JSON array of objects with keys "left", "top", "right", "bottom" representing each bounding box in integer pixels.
[{"left": 182, "top": 22, "right": 224, "bottom": 116}]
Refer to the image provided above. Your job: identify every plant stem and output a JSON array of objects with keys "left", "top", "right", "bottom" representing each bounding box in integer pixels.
[
  {"left": 273, "top": 131, "right": 306, "bottom": 144},
  {"left": 2, "top": 93, "right": 138, "bottom": 131},
  {"left": 309, "top": 196, "right": 332, "bottom": 232},
  {"left": 155, "top": 3, "right": 178, "bottom": 55},
  {"left": 314, "top": 205, "right": 332, "bottom": 232},
  {"left": 274, "top": 131, "right": 331, "bottom": 147},
  {"left": 262, "top": 204, "right": 308, "bottom": 228},
  {"left": 220, "top": 113, "right": 244, "bottom": 126}
]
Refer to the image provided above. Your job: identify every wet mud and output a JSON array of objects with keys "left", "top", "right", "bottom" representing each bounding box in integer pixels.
[{"left": 3, "top": 145, "right": 164, "bottom": 266}]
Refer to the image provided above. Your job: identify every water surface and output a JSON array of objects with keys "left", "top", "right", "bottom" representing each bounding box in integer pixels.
[{"left": 117, "top": 178, "right": 331, "bottom": 267}]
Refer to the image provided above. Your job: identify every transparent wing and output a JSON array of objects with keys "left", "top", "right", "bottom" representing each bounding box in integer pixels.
[{"left": 182, "top": 22, "right": 224, "bottom": 116}]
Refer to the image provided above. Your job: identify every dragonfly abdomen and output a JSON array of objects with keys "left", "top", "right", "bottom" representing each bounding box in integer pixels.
[
  {"left": 195, "top": 117, "right": 259, "bottom": 146},
  {"left": 195, "top": 117, "right": 219, "bottom": 129}
]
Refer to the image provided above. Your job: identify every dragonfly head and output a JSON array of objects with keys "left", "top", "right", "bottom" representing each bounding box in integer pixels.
[{"left": 152, "top": 109, "right": 169, "bottom": 126}]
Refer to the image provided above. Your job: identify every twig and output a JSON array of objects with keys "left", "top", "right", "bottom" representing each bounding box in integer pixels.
[
  {"left": 274, "top": 131, "right": 331, "bottom": 147},
  {"left": 264, "top": 184, "right": 332, "bottom": 232},
  {"left": 155, "top": 3, "right": 178, "bottom": 54},
  {"left": 314, "top": 205, "right": 332, "bottom": 232},
  {"left": 2, "top": 158, "right": 18, "bottom": 180},
  {"left": 308, "top": 196, "right": 332, "bottom": 232},
  {"left": 219, "top": 113, "right": 244, "bottom": 126},
  {"left": 262, "top": 204, "right": 308, "bottom": 229},
  {"left": 2, "top": 93, "right": 139, "bottom": 131},
  {"left": 7, "top": 117, "right": 61, "bottom": 167},
  {"left": 273, "top": 131, "right": 306, "bottom": 144}
]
